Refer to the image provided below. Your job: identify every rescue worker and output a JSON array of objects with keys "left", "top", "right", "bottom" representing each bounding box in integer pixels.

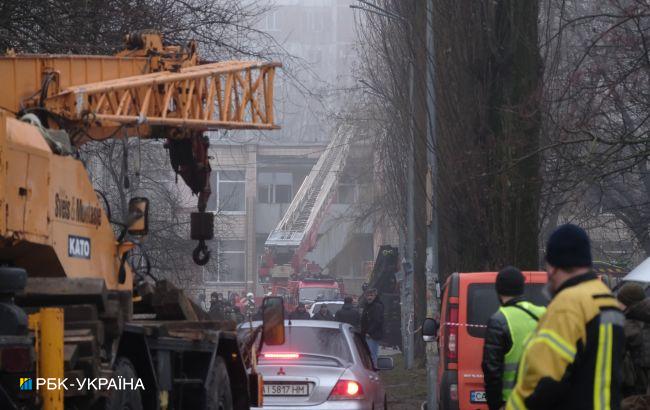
[
  {"left": 241, "top": 292, "right": 257, "bottom": 321},
  {"left": 482, "top": 267, "right": 546, "bottom": 410},
  {"left": 617, "top": 283, "right": 650, "bottom": 400},
  {"left": 507, "top": 224, "right": 625, "bottom": 410},
  {"left": 360, "top": 288, "right": 384, "bottom": 365},
  {"left": 290, "top": 302, "right": 311, "bottom": 320},
  {"left": 312, "top": 304, "right": 334, "bottom": 321},
  {"left": 335, "top": 296, "right": 361, "bottom": 327}
]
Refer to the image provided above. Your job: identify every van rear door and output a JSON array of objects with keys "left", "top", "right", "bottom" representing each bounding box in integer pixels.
[
  {"left": 457, "top": 274, "right": 498, "bottom": 409},
  {"left": 457, "top": 272, "right": 549, "bottom": 410}
]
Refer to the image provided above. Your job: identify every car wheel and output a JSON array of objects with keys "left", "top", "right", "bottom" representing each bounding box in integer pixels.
[
  {"left": 205, "top": 357, "right": 233, "bottom": 410},
  {"left": 105, "top": 358, "right": 143, "bottom": 410}
]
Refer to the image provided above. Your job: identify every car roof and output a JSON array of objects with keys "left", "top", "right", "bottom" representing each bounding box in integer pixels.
[
  {"left": 238, "top": 319, "right": 352, "bottom": 330},
  {"left": 300, "top": 282, "right": 338, "bottom": 288}
]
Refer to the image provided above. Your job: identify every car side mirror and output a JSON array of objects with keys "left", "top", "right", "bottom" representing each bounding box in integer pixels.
[
  {"left": 127, "top": 197, "right": 149, "bottom": 236},
  {"left": 375, "top": 356, "right": 394, "bottom": 371},
  {"left": 422, "top": 317, "right": 439, "bottom": 342},
  {"left": 262, "top": 296, "right": 285, "bottom": 346}
]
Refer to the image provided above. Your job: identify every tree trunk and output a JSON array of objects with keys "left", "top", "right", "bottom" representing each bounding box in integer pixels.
[{"left": 434, "top": 0, "right": 541, "bottom": 276}]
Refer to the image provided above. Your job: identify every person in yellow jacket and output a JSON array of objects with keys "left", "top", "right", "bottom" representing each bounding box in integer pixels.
[{"left": 507, "top": 224, "right": 625, "bottom": 410}]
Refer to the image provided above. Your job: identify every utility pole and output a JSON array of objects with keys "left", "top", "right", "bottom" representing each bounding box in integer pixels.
[
  {"left": 404, "top": 25, "right": 416, "bottom": 370},
  {"left": 411, "top": 0, "right": 430, "bottom": 370},
  {"left": 425, "top": 0, "right": 439, "bottom": 408}
]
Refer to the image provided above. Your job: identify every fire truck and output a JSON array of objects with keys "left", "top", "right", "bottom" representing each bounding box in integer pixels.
[{"left": 258, "top": 128, "right": 352, "bottom": 309}]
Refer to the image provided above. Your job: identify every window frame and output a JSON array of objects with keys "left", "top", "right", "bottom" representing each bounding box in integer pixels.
[
  {"left": 216, "top": 170, "right": 246, "bottom": 214},
  {"left": 264, "top": 10, "right": 279, "bottom": 32},
  {"left": 273, "top": 184, "right": 293, "bottom": 204},
  {"left": 205, "top": 239, "right": 246, "bottom": 284}
]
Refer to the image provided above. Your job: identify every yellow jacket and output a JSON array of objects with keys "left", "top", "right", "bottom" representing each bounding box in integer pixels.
[{"left": 507, "top": 273, "right": 624, "bottom": 410}]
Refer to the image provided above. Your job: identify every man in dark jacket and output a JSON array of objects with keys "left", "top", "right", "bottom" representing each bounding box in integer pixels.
[
  {"left": 481, "top": 267, "right": 546, "bottom": 410},
  {"left": 290, "top": 302, "right": 311, "bottom": 320},
  {"left": 335, "top": 296, "right": 360, "bottom": 327},
  {"left": 617, "top": 283, "right": 650, "bottom": 399},
  {"left": 209, "top": 292, "right": 225, "bottom": 321},
  {"left": 360, "top": 288, "right": 384, "bottom": 365},
  {"left": 312, "top": 304, "right": 334, "bottom": 321}
]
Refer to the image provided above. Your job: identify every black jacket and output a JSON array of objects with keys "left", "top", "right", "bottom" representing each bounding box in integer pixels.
[
  {"left": 335, "top": 303, "right": 360, "bottom": 327},
  {"left": 361, "top": 298, "right": 384, "bottom": 340},
  {"left": 290, "top": 310, "right": 311, "bottom": 320},
  {"left": 481, "top": 296, "right": 523, "bottom": 410},
  {"left": 623, "top": 298, "right": 650, "bottom": 396},
  {"left": 209, "top": 301, "right": 225, "bottom": 321},
  {"left": 312, "top": 310, "right": 334, "bottom": 321}
]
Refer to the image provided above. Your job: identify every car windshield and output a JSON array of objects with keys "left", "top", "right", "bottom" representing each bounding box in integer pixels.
[
  {"left": 299, "top": 287, "right": 340, "bottom": 302},
  {"left": 238, "top": 325, "right": 352, "bottom": 363},
  {"left": 466, "top": 283, "right": 548, "bottom": 338}
]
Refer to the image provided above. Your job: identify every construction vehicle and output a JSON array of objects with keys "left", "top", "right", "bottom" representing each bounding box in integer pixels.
[
  {"left": 258, "top": 127, "right": 352, "bottom": 304},
  {"left": 0, "top": 31, "right": 282, "bottom": 409}
]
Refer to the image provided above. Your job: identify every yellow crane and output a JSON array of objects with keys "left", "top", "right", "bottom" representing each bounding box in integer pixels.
[{"left": 0, "top": 31, "right": 282, "bottom": 409}]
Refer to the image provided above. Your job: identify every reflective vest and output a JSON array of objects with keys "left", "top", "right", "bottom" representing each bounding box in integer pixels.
[{"left": 500, "top": 301, "right": 547, "bottom": 401}]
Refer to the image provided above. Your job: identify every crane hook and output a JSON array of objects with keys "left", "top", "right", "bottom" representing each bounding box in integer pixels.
[{"left": 192, "top": 240, "right": 210, "bottom": 266}]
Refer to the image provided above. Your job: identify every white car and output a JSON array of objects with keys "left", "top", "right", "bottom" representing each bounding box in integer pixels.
[
  {"left": 308, "top": 300, "right": 345, "bottom": 318},
  {"left": 238, "top": 320, "right": 393, "bottom": 409}
]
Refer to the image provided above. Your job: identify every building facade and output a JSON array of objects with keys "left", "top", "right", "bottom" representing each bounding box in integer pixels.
[{"left": 190, "top": 141, "right": 374, "bottom": 302}]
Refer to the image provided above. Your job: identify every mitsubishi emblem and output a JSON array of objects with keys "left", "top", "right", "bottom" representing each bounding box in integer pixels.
[{"left": 277, "top": 367, "right": 286, "bottom": 375}]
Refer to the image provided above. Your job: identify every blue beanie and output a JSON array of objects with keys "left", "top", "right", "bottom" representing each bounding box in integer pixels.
[{"left": 545, "top": 224, "right": 592, "bottom": 269}]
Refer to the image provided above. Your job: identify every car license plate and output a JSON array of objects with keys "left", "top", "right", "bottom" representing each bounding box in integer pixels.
[
  {"left": 263, "top": 383, "right": 309, "bottom": 396},
  {"left": 470, "top": 390, "right": 487, "bottom": 403}
]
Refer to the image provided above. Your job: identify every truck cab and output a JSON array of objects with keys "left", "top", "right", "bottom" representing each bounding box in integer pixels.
[{"left": 295, "top": 277, "right": 342, "bottom": 305}]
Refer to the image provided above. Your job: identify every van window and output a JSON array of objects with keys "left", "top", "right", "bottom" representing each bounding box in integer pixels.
[{"left": 466, "top": 283, "right": 548, "bottom": 338}]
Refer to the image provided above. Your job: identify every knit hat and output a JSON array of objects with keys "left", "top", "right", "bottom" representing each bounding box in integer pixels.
[
  {"left": 617, "top": 283, "right": 646, "bottom": 307},
  {"left": 496, "top": 266, "right": 525, "bottom": 296},
  {"left": 545, "top": 224, "right": 592, "bottom": 269}
]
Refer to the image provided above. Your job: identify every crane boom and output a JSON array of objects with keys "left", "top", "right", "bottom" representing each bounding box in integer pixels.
[
  {"left": 0, "top": 31, "right": 281, "bottom": 269},
  {"left": 44, "top": 60, "right": 280, "bottom": 141}
]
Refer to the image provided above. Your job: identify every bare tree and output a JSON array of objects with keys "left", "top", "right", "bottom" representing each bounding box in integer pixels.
[
  {"left": 0, "top": 0, "right": 276, "bottom": 59},
  {"left": 540, "top": 0, "right": 650, "bottom": 264},
  {"left": 352, "top": 0, "right": 543, "bottom": 274}
]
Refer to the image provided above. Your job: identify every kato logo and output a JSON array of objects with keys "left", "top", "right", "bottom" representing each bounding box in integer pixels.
[
  {"left": 68, "top": 235, "right": 91, "bottom": 259},
  {"left": 19, "top": 378, "right": 32, "bottom": 391}
]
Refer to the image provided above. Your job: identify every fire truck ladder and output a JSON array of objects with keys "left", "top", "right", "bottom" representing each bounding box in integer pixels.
[{"left": 266, "top": 127, "right": 352, "bottom": 250}]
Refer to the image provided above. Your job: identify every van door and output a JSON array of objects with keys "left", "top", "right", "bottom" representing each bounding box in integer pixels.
[{"left": 458, "top": 276, "right": 499, "bottom": 410}]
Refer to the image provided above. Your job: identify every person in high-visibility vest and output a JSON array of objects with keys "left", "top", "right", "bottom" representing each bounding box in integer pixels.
[{"left": 482, "top": 266, "right": 546, "bottom": 410}]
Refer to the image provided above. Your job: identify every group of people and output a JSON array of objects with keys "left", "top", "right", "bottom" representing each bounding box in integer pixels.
[
  {"left": 482, "top": 224, "right": 650, "bottom": 410},
  {"left": 287, "top": 290, "right": 385, "bottom": 364},
  {"left": 207, "top": 286, "right": 386, "bottom": 364},
  {"left": 207, "top": 292, "right": 245, "bottom": 323}
]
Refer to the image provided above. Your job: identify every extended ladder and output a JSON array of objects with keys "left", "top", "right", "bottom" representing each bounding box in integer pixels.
[{"left": 266, "top": 126, "right": 352, "bottom": 254}]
